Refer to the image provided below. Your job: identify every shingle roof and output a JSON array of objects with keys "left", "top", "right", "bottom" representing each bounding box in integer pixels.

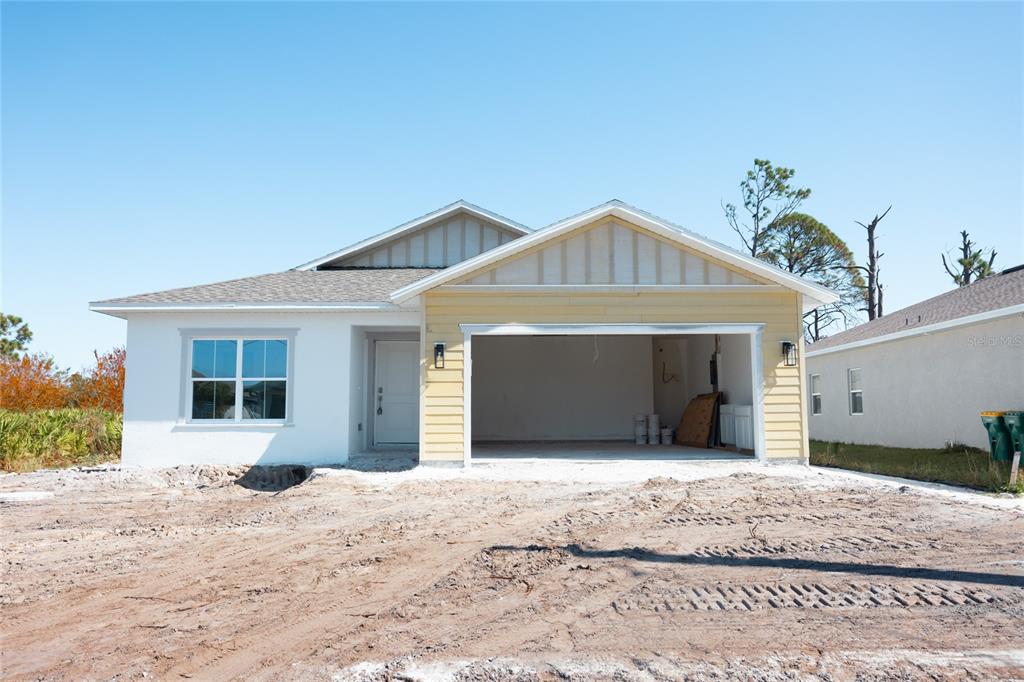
[
  {"left": 92, "top": 269, "right": 441, "bottom": 306},
  {"left": 808, "top": 265, "right": 1024, "bottom": 352}
]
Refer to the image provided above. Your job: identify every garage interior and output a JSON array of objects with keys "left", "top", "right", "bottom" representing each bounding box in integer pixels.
[{"left": 470, "top": 333, "right": 756, "bottom": 461}]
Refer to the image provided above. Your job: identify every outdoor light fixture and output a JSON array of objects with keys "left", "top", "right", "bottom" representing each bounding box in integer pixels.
[
  {"left": 781, "top": 341, "right": 798, "bottom": 367},
  {"left": 433, "top": 342, "right": 446, "bottom": 369}
]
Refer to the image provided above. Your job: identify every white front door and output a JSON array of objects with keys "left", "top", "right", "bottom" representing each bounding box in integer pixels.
[{"left": 374, "top": 340, "right": 419, "bottom": 444}]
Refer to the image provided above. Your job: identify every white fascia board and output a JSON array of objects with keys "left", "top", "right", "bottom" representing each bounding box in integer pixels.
[
  {"left": 89, "top": 302, "right": 411, "bottom": 318},
  {"left": 805, "top": 304, "right": 1024, "bottom": 358},
  {"left": 390, "top": 203, "right": 840, "bottom": 306},
  {"left": 292, "top": 200, "right": 531, "bottom": 271},
  {"left": 439, "top": 284, "right": 787, "bottom": 295}
]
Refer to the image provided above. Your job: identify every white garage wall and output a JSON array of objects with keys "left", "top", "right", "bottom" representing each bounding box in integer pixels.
[
  {"left": 471, "top": 335, "right": 654, "bottom": 440},
  {"left": 652, "top": 338, "right": 689, "bottom": 430},
  {"left": 652, "top": 334, "right": 753, "bottom": 432},
  {"left": 719, "top": 334, "right": 753, "bottom": 405},
  {"left": 121, "top": 309, "right": 420, "bottom": 467}
]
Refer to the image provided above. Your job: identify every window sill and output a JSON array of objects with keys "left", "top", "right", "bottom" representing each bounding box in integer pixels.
[{"left": 172, "top": 422, "right": 295, "bottom": 432}]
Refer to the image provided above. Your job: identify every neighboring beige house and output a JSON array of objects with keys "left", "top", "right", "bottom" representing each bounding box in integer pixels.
[
  {"left": 806, "top": 266, "right": 1024, "bottom": 450},
  {"left": 91, "top": 200, "right": 838, "bottom": 468}
]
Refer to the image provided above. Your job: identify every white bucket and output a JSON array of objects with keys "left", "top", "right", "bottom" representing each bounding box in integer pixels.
[
  {"left": 634, "top": 433, "right": 647, "bottom": 445},
  {"left": 660, "top": 428, "right": 673, "bottom": 445},
  {"left": 647, "top": 414, "right": 660, "bottom": 431},
  {"left": 633, "top": 414, "right": 648, "bottom": 427}
]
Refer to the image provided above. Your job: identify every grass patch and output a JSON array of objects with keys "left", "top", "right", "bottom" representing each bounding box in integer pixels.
[
  {"left": 0, "top": 409, "right": 122, "bottom": 472},
  {"left": 810, "top": 440, "right": 1022, "bottom": 494}
]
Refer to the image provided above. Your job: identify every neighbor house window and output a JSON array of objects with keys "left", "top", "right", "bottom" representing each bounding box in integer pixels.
[
  {"left": 809, "top": 373, "right": 822, "bottom": 416},
  {"left": 189, "top": 338, "right": 289, "bottom": 421},
  {"left": 848, "top": 368, "right": 863, "bottom": 415}
]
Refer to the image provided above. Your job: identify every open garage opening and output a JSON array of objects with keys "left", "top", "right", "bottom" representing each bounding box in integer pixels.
[{"left": 467, "top": 328, "right": 760, "bottom": 463}]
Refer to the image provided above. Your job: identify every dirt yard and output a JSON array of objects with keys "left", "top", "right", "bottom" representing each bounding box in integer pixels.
[{"left": 2, "top": 459, "right": 1022, "bottom": 681}]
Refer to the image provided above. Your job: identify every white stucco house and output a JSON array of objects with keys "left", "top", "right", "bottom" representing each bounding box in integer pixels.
[
  {"left": 805, "top": 265, "right": 1024, "bottom": 450},
  {"left": 90, "top": 200, "right": 839, "bottom": 468}
]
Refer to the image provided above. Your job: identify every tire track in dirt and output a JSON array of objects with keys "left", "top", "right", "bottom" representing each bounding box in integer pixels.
[
  {"left": 611, "top": 579, "right": 1024, "bottom": 612},
  {"left": 373, "top": 486, "right": 695, "bottom": 660}
]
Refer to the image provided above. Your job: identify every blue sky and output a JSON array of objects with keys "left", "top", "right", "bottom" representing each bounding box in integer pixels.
[{"left": 3, "top": 1, "right": 1021, "bottom": 369}]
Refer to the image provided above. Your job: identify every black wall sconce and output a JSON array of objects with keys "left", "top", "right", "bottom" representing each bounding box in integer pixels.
[
  {"left": 433, "top": 342, "right": 446, "bottom": 369},
  {"left": 781, "top": 341, "right": 798, "bottom": 367}
]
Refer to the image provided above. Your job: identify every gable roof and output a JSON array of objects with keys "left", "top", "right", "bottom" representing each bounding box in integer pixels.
[
  {"left": 90, "top": 269, "right": 440, "bottom": 315},
  {"left": 390, "top": 200, "right": 840, "bottom": 308},
  {"left": 807, "top": 265, "right": 1024, "bottom": 355},
  {"left": 292, "top": 200, "right": 530, "bottom": 271}
]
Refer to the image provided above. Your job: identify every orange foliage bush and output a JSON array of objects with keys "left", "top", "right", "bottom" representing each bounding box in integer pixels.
[
  {"left": 0, "top": 353, "right": 69, "bottom": 410},
  {"left": 1, "top": 347, "right": 125, "bottom": 413},
  {"left": 69, "top": 348, "right": 126, "bottom": 412}
]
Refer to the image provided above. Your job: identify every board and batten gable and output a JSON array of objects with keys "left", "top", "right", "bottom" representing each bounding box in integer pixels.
[
  {"left": 420, "top": 217, "right": 809, "bottom": 464},
  {"left": 324, "top": 211, "right": 523, "bottom": 269},
  {"left": 454, "top": 218, "right": 766, "bottom": 286}
]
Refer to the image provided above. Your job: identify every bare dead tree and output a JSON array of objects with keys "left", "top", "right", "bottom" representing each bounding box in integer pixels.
[{"left": 849, "top": 206, "right": 891, "bottom": 321}]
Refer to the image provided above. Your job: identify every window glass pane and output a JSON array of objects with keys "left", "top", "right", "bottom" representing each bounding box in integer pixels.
[
  {"left": 192, "top": 381, "right": 236, "bottom": 419},
  {"left": 242, "top": 340, "right": 265, "bottom": 378},
  {"left": 242, "top": 380, "right": 287, "bottom": 419},
  {"left": 192, "top": 340, "right": 215, "bottom": 378},
  {"left": 851, "top": 392, "right": 863, "bottom": 414},
  {"left": 214, "top": 340, "right": 237, "bottom": 378},
  {"left": 810, "top": 374, "right": 820, "bottom": 393},
  {"left": 214, "top": 381, "right": 236, "bottom": 418},
  {"left": 266, "top": 340, "right": 288, "bottom": 377},
  {"left": 242, "top": 381, "right": 264, "bottom": 419},
  {"left": 849, "top": 369, "right": 862, "bottom": 391},
  {"left": 812, "top": 395, "right": 822, "bottom": 415},
  {"left": 265, "top": 381, "right": 287, "bottom": 418},
  {"left": 192, "top": 381, "right": 216, "bottom": 418}
]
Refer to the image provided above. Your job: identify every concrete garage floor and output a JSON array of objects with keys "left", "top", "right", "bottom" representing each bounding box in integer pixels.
[
  {"left": 349, "top": 441, "right": 750, "bottom": 471},
  {"left": 473, "top": 440, "right": 750, "bottom": 461}
]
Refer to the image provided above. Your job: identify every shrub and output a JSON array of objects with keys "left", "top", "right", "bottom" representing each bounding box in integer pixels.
[
  {"left": 0, "top": 347, "right": 125, "bottom": 413},
  {"left": 0, "top": 409, "right": 122, "bottom": 472},
  {"left": 0, "top": 354, "right": 70, "bottom": 410}
]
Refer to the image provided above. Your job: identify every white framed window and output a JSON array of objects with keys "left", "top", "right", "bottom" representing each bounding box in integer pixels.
[
  {"left": 848, "top": 368, "right": 863, "bottom": 415},
  {"left": 185, "top": 335, "right": 292, "bottom": 423},
  {"left": 809, "top": 373, "right": 822, "bottom": 416}
]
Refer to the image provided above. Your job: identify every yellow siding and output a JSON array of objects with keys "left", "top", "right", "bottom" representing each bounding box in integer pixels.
[{"left": 421, "top": 289, "right": 808, "bottom": 463}]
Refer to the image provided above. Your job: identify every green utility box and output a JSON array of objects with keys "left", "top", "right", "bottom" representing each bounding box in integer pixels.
[
  {"left": 1001, "top": 411, "right": 1024, "bottom": 457},
  {"left": 980, "top": 411, "right": 1012, "bottom": 462}
]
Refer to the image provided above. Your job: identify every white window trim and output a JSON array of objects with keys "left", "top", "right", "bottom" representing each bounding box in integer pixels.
[
  {"left": 178, "top": 328, "right": 298, "bottom": 426},
  {"left": 848, "top": 368, "right": 863, "bottom": 416},
  {"left": 809, "top": 373, "right": 822, "bottom": 416}
]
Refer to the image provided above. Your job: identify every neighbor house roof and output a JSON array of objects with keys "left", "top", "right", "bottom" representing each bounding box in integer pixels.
[
  {"left": 390, "top": 199, "right": 840, "bottom": 309},
  {"left": 807, "top": 265, "right": 1024, "bottom": 356},
  {"left": 90, "top": 269, "right": 440, "bottom": 314}
]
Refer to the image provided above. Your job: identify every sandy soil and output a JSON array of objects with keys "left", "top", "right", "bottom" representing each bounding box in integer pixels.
[{"left": 1, "top": 460, "right": 1022, "bottom": 681}]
